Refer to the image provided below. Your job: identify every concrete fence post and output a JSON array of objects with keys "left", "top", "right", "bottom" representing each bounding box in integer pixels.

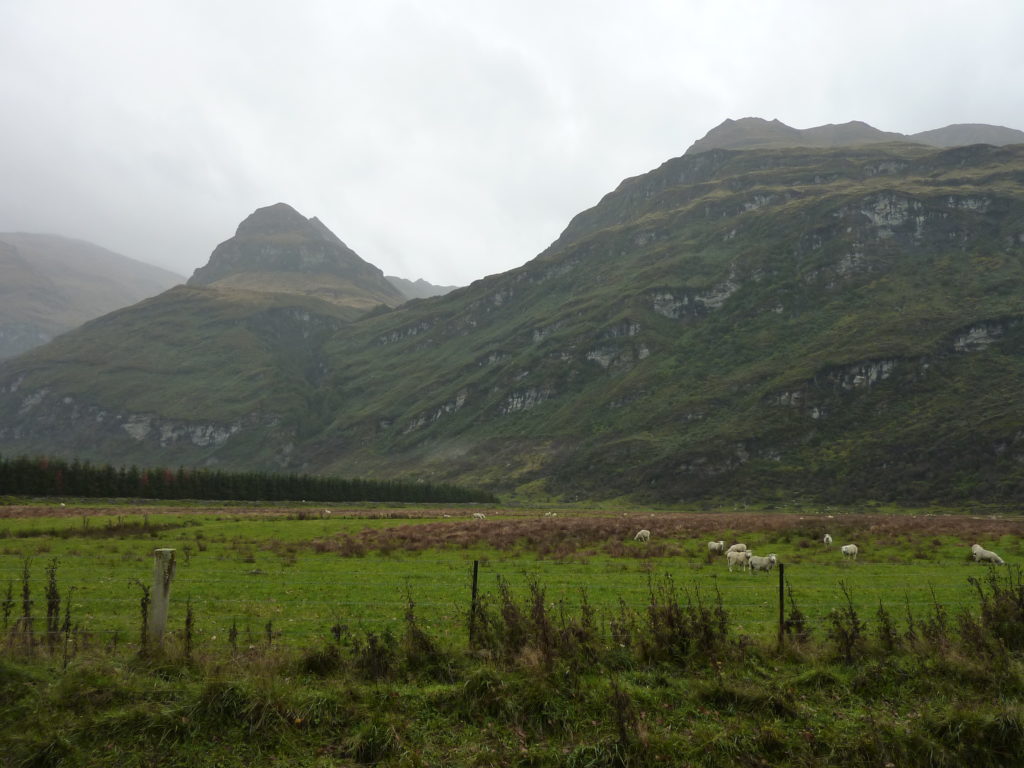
[{"left": 150, "top": 548, "right": 176, "bottom": 644}]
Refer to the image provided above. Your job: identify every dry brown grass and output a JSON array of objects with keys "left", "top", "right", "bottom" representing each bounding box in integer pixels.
[{"left": 309, "top": 511, "right": 1024, "bottom": 558}]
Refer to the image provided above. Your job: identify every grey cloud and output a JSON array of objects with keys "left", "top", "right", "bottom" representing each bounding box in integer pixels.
[{"left": 1, "top": 0, "right": 1022, "bottom": 285}]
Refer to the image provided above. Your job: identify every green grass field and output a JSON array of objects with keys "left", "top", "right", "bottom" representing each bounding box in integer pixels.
[
  {"left": 5, "top": 502, "right": 1024, "bottom": 767},
  {"left": 2, "top": 502, "right": 1021, "bottom": 651}
]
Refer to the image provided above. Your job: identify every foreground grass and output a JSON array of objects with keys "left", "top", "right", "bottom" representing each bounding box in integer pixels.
[{"left": 4, "top": 634, "right": 1024, "bottom": 767}]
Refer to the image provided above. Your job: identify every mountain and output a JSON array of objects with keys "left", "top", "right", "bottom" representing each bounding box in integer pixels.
[
  {"left": 910, "top": 123, "right": 1024, "bottom": 148},
  {"left": 188, "top": 203, "right": 406, "bottom": 310},
  {"left": 386, "top": 275, "right": 459, "bottom": 300},
  {"left": 687, "top": 117, "right": 1024, "bottom": 154},
  {"left": 0, "top": 233, "right": 183, "bottom": 359},
  {"left": 3, "top": 134, "right": 1024, "bottom": 503}
]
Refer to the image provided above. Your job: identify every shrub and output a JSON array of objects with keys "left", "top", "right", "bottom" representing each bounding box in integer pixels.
[{"left": 827, "top": 582, "right": 866, "bottom": 663}]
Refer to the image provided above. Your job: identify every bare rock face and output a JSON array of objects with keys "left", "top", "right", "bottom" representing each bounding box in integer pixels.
[{"left": 188, "top": 203, "right": 406, "bottom": 308}]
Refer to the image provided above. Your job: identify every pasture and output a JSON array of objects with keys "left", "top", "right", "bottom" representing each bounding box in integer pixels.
[
  {"left": 2, "top": 502, "right": 1021, "bottom": 651},
  {"left": 6, "top": 501, "right": 1024, "bottom": 767}
]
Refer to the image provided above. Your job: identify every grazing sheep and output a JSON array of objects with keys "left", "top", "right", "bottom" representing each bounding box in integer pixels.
[
  {"left": 726, "top": 543, "right": 747, "bottom": 554},
  {"left": 727, "top": 549, "right": 751, "bottom": 572},
  {"left": 707, "top": 540, "right": 726, "bottom": 555},
  {"left": 472, "top": 512, "right": 486, "bottom": 520},
  {"left": 841, "top": 543, "right": 858, "bottom": 559},
  {"left": 971, "top": 543, "right": 1005, "bottom": 565},
  {"left": 823, "top": 533, "right": 833, "bottom": 549},
  {"left": 634, "top": 529, "right": 651, "bottom": 543},
  {"left": 748, "top": 554, "right": 777, "bottom": 573}
]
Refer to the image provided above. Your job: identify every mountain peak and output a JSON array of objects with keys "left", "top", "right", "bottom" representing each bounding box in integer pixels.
[
  {"left": 188, "top": 204, "right": 406, "bottom": 309},
  {"left": 235, "top": 202, "right": 309, "bottom": 237}
]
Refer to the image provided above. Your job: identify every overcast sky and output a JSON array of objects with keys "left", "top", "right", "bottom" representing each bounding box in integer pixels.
[{"left": 2, "top": 0, "right": 1022, "bottom": 286}]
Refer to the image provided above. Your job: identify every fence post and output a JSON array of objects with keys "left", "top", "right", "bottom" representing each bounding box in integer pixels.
[
  {"left": 777, "top": 562, "right": 785, "bottom": 649},
  {"left": 469, "top": 559, "right": 479, "bottom": 647},
  {"left": 150, "top": 548, "right": 176, "bottom": 645}
]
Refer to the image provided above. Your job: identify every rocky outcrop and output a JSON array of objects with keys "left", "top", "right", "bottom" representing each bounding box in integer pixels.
[{"left": 0, "top": 387, "right": 286, "bottom": 458}]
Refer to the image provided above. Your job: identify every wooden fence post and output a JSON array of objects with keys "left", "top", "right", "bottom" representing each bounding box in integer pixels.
[
  {"left": 150, "top": 548, "right": 176, "bottom": 644},
  {"left": 469, "top": 560, "right": 479, "bottom": 647},
  {"left": 778, "top": 562, "right": 785, "bottom": 649}
]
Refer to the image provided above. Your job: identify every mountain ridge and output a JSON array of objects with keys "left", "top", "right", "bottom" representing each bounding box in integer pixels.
[
  {"left": 2, "top": 135, "right": 1024, "bottom": 503},
  {"left": 386, "top": 275, "right": 459, "bottom": 300},
  {"left": 686, "top": 117, "right": 1024, "bottom": 154}
]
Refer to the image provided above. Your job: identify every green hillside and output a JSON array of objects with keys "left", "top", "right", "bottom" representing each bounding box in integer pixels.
[
  {"left": 2, "top": 142, "right": 1024, "bottom": 502},
  {"left": 0, "top": 285, "right": 359, "bottom": 467}
]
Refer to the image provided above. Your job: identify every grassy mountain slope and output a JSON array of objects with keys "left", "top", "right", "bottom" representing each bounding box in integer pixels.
[
  {"left": 3, "top": 142, "right": 1024, "bottom": 502},
  {"left": 0, "top": 285, "right": 359, "bottom": 467},
  {"left": 300, "top": 143, "right": 1024, "bottom": 502},
  {"left": 0, "top": 233, "right": 183, "bottom": 359}
]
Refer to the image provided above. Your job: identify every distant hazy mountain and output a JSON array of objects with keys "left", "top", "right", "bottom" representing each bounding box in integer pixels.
[
  {"left": 687, "top": 117, "right": 1024, "bottom": 154},
  {"left": 0, "top": 233, "right": 183, "bottom": 359},
  {"left": 386, "top": 275, "right": 459, "bottom": 300},
  {"left": 188, "top": 203, "right": 406, "bottom": 311},
  {"left": 909, "top": 123, "right": 1024, "bottom": 147}
]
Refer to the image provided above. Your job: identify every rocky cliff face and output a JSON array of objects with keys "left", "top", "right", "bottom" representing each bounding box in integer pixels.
[{"left": 188, "top": 203, "right": 406, "bottom": 310}]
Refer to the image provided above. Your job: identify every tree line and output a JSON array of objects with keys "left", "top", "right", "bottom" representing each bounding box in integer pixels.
[{"left": 0, "top": 454, "right": 497, "bottom": 504}]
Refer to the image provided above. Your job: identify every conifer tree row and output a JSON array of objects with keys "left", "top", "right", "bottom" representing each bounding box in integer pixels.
[{"left": 0, "top": 454, "right": 497, "bottom": 504}]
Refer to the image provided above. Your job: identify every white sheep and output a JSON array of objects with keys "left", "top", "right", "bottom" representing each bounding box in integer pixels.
[
  {"left": 748, "top": 553, "right": 777, "bottom": 573},
  {"left": 823, "top": 533, "right": 832, "bottom": 549},
  {"left": 841, "top": 543, "right": 858, "bottom": 559},
  {"left": 726, "top": 543, "right": 747, "bottom": 554},
  {"left": 727, "top": 549, "right": 751, "bottom": 572},
  {"left": 971, "top": 543, "right": 1005, "bottom": 565},
  {"left": 707, "top": 540, "right": 726, "bottom": 555},
  {"left": 472, "top": 512, "right": 486, "bottom": 520},
  {"left": 634, "top": 529, "right": 651, "bottom": 543}
]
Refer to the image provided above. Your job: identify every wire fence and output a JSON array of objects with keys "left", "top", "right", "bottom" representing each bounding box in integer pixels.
[{"left": 0, "top": 550, "right": 996, "bottom": 653}]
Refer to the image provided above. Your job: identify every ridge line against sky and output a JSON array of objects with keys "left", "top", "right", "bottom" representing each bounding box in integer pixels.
[{"left": 2, "top": 0, "right": 1022, "bottom": 286}]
